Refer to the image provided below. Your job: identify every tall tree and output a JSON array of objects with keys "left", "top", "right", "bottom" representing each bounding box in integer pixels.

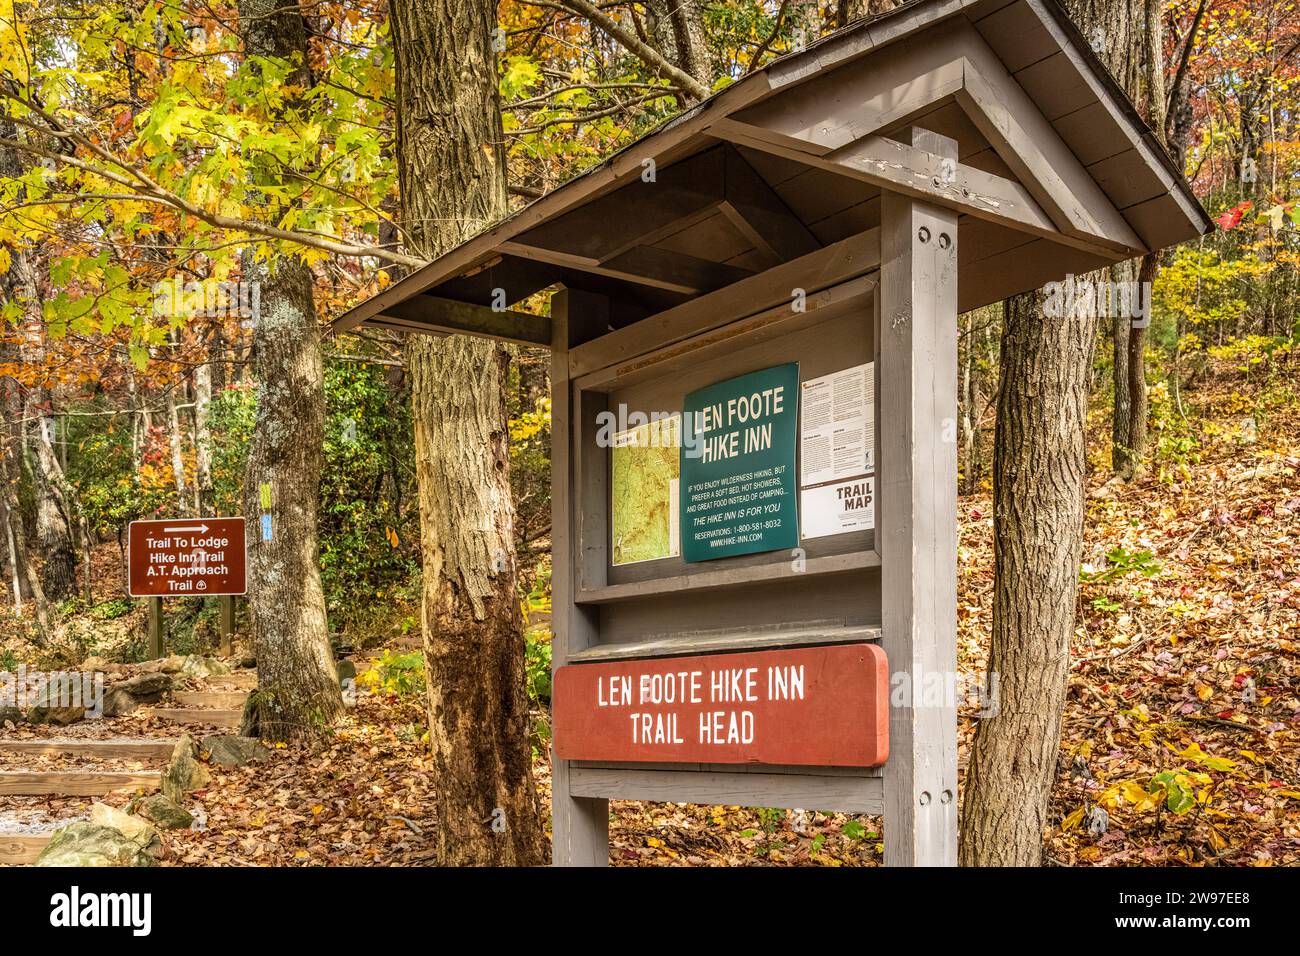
[
  {"left": 236, "top": 0, "right": 343, "bottom": 741},
  {"left": 960, "top": 0, "right": 1168, "bottom": 864},
  {"left": 389, "top": 0, "right": 546, "bottom": 865}
]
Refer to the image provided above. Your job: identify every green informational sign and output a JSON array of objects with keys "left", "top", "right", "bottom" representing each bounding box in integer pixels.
[{"left": 680, "top": 363, "right": 799, "bottom": 562}]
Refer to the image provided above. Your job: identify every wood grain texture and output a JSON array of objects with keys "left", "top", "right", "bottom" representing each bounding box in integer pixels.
[
  {"left": 0, "top": 738, "right": 178, "bottom": 759},
  {"left": 170, "top": 691, "right": 249, "bottom": 709},
  {"left": 0, "top": 833, "right": 52, "bottom": 865},
  {"left": 569, "top": 767, "right": 884, "bottom": 813},
  {"left": 878, "top": 128, "right": 960, "bottom": 867},
  {"left": 152, "top": 708, "right": 243, "bottom": 728},
  {"left": 0, "top": 771, "right": 159, "bottom": 796}
]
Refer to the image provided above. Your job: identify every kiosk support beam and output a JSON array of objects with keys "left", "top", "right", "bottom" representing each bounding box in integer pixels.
[
  {"left": 550, "top": 287, "right": 612, "bottom": 866},
  {"left": 879, "top": 128, "right": 960, "bottom": 867}
]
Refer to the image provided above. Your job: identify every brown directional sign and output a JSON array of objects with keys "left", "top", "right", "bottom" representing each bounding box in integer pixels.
[
  {"left": 553, "top": 643, "right": 889, "bottom": 766},
  {"left": 128, "top": 518, "right": 247, "bottom": 597}
]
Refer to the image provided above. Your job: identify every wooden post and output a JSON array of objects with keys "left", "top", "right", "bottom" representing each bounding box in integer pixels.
[
  {"left": 550, "top": 287, "right": 611, "bottom": 866},
  {"left": 148, "top": 597, "right": 165, "bottom": 660},
  {"left": 218, "top": 596, "right": 235, "bottom": 657},
  {"left": 878, "top": 127, "right": 960, "bottom": 866}
]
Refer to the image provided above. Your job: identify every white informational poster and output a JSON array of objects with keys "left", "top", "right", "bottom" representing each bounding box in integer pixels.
[
  {"left": 799, "top": 362, "right": 874, "bottom": 486},
  {"left": 800, "top": 478, "right": 875, "bottom": 538},
  {"left": 799, "top": 362, "right": 875, "bottom": 539}
]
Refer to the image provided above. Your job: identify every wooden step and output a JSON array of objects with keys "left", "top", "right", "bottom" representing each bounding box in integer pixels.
[
  {"left": 171, "top": 691, "right": 248, "bottom": 709},
  {"left": 0, "top": 832, "right": 54, "bottom": 865},
  {"left": 0, "top": 738, "right": 178, "bottom": 760},
  {"left": 0, "top": 771, "right": 159, "bottom": 796},
  {"left": 212, "top": 672, "right": 258, "bottom": 689},
  {"left": 152, "top": 708, "right": 242, "bottom": 728}
]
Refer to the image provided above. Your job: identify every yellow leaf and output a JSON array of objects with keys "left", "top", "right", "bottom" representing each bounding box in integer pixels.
[
  {"left": 1062, "top": 807, "right": 1086, "bottom": 832},
  {"left": 311, "top": 805, "right": 324, "bottom": 815}
]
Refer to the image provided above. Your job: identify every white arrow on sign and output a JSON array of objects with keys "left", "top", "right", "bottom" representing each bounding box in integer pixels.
[{"left": 163, "top": 523, "right": 210, "bottom": 534}]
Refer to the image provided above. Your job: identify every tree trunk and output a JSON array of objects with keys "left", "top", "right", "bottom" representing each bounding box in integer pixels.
[
  {"left": 237, "top": 0, "right": 342, "bottom": 741},
  {"left": 193, "top": 354, "right": 216, "bottom": 517},
  {"left": 390, "top": 0, "right": 546, "bottom": 866},
  {"left": 959, "top": 295, "right": 1096, "bottom": 865},
  {"left": 26, "top": 412, "right": 78, "bottom": 604},
  {"left": 960, "top": 0, "right": 1163, "bottom": 864}
]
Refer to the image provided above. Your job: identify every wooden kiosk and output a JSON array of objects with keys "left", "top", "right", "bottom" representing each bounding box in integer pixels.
[{"left": 334, "top": 0, "right": 1210, "bottom": 866}]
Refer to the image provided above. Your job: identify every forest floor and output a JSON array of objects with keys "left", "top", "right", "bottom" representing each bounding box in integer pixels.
[{"left": 0, "top": 342, "right": 1296, "bottom": 866}]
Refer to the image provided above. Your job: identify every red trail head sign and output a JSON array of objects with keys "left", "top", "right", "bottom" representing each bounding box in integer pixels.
[
  {"left": 128, "top": 518, "right": 247, "bottom": 597},
  {"left": 553, "top": 644, "right": 889, "bottom": 766}
]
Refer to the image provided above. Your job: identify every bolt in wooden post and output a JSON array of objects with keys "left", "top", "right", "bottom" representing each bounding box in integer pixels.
[
  {"left": 148, "top": 597, "right": 165, "bottom": 660},
  {"left": 218, "top": 596, "right": 235, "bottom": 657}
]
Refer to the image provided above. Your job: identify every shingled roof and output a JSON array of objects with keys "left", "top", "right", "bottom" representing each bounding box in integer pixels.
[{"left": 332, "top": 0, "right": 1211, "bottom": 345}]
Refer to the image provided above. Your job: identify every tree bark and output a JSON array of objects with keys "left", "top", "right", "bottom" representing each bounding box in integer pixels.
[
  {"left": 960, "top": 0, "right": 1163, "bottom": 864},
  {"left": 959, "top": 295, "right": 1096, "bottom": 865},
  {"left": 26, "top": 411, "right": 78, "bottom": 603},
  {"left": 193, "top": 352, "right": 216, "bottom": 517},
  {"left": 390, "top": 0, "right": 546, "bottom": 866},
  {"left": 237, "top": 0, "right": 342, "bottom": 741}
]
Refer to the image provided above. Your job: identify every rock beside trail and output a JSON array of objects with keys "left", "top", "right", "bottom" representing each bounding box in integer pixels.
[
  {"left": 162, "top": 733, "right": 210, "bottom": 802},
  {"left": 102, "top": 672, "right": 174, "bottom": 717},
  {"left": 181, "top": 655, "right": 231, "bottom": 679},
  {"left": 137, "top": 655, "right": 187, "bottom": 675},
  {"left": 134, "top": 793, "right": 194, "bottom": 830},
  {"left": 201, "top": 734, "right": 271, "bottom": 768},
  {"left": 24, "top": 673, "right": 91, "bottom": 725},
  {"left": 336, "top": 659, "right": 357, "bottom": 685},
  {"left": 35, "top": 822, "right": 155, "bottom": 867},
  {"left": 90, "top": 802, "right": 156, "bottom": 847}
]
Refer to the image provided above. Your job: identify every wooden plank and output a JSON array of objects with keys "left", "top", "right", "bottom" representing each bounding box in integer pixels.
[
  {"left": 0, "top": 738, "right": 178, "bottom": 759},
  {"left": 568, "top": 228, "right": 881, "bottom": 379},
  {"left": 212, "top": 671, "right": 258, "bottom": 689},
  {"left": 877, "top": 128, "right": 960, "bottom": 866},
  {"left": 554, "top": 644, "right": 889, "bottom": 766},
  {"left": 576, "top": 550, "right": 880, "bottom": 607},
  {"left": 952, "top": 21, "right": 1145, "bottom": 254},
  {"left": 716, "top": 118, "right": 1061, "bottom": 243},
  {"left": 171, "top": 691, "right": 249, "bottom": 709},
  {"left": 568, "top": 767, "right": 884, "bottom": 814},
  {"left": 717, "top": 146, "right": 821, "bottom": 267},
  {"left": 568, "top": 624, "right": 881, "bottom": 662},
  {"left": 332, "top": 74, "right": 776, "bottom": 335},
  {"left": 0, "top": 832, "right": 52, "bottom": 865},
  {"left": 513, "top": 147, "right": 726, "bottom": 259},
  {"left": 576, "top": 274, "right": 876, "bottom": 392},
  {"left": 152, "top": 708, "right": 243, "bottom": 728},
  {"left": 0, "top": 771, "right": 159, "bottom": 796},
  {"left": 375, "top": 294, "right": 551, "bottom": 346},
  {"left": 1018, "top": 0, "right": 1209, "bottom": 239},
  {"left": 550, "top": 288, "right": 611, "bottom": 867},
  {"left": 727, "top": 26, "right": 968, "bottom": 156}
]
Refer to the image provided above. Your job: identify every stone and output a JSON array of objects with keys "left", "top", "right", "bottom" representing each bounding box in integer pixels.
[
  {"left": 102, "top": 672, "right": 174, "bottom": 717},
  {"left": 134, "top": 793, "right": 194, "bottom": 830},
  {"left": 25, "top": 673, "right": 92, "bottom": 725},
  {"left": 162, "top": 733, "right": 210, "bottom": 802},
  {"left": 35, "top": 822, "right": 155, "bottom": 867},
  {"left": 79, "top": 655, "right": 113, "bottom": 673},
  {"left": 181, "top": 655, "right": 231, "bottom": 679},
  {"left": 335, "top": 660, "right": 357, "bottom": 685},
  {"left": 201, "top": 734, "right": 271, "bottom": 768},
  {"left": 89, "top": 802, "right": 156, "bottom": 847},
  {"left": 0, "top": 706, "right": 22, "bottom": 725}
]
